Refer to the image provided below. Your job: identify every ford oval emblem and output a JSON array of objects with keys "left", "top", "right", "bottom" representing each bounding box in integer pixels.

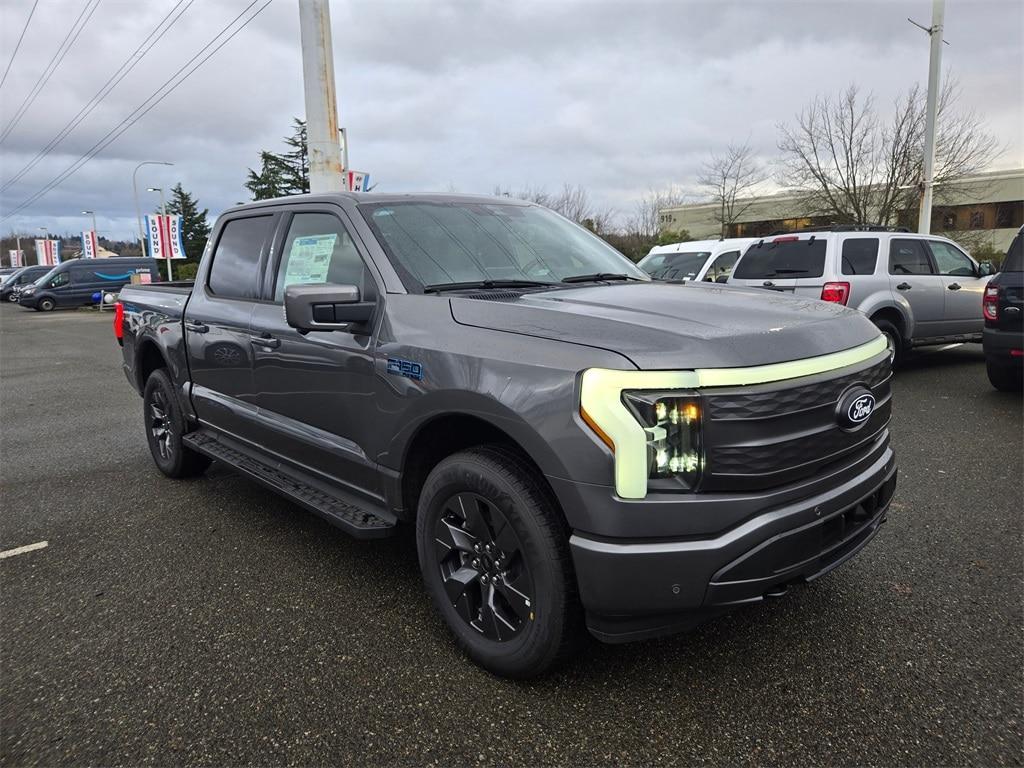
[{"left": 837, "top": 388, "right": 875, "bottom": 430}]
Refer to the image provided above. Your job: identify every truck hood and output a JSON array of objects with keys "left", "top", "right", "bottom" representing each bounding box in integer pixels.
[{"left": 449, "top": 281, "right": 880, "bottom": 369}]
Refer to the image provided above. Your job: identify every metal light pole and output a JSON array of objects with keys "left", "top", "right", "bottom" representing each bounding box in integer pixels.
[
  {"left": 148, "top": 186, "right": 172, "bottom": 281},
  {"left": 298, "top": 0, "right": 344, "bottom": 193},
  {"left": 81, "top": 210, "right": 97, "bottom": 233},
  {"left": 132, "top": 160, "right": 173, "bottom": 249},
  {"left": 914, "top": 0, "right": 945, "bottom": 234}
]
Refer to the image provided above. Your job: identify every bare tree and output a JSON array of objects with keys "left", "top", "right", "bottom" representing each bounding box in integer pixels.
[
  {"left": 697, "top": 141, "right": 768, "bottom": 237},
  {"left": 493, "top": 183, "right": 615, "bottom": 233},
  {"left": 625, "top": 186, "right": 689, "bottom": 240},
  {"left": 777, "top": 78, "right": 1000, "bottom": 227}
]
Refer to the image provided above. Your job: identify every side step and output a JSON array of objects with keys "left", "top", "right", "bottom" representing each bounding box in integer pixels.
[{"left": 183, "top": 429, "right": 397, "bottom": 539}]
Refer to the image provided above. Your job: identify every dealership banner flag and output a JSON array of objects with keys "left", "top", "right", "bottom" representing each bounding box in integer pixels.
[
  {"left": 8, "top": 249, "right": 23, "bottom": 267},
  {"left": 81, "top": 229, "right": 99, "bottom": 259},
  {"left": 145, "top": 214, "right": 186, "bottom": 260},
  {"left": 34, "top": 239, "right": 60, "bottom": 266},
  {"left": 347, "top": 171, "right": 370, "bottom": 192}
]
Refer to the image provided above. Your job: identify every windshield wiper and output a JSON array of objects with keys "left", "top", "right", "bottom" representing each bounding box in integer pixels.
[
  {"left": 423, "top": 279, "right": 557, "bottom": 294},
  {"left": 764, "top": 269, "right": 811, "bottom": 276},
  {"left": 560, "top": 272, "right": 644, "bottom": 284}
]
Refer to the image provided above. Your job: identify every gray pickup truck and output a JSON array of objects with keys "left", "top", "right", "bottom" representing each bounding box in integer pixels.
[{"left": 115, "top": 192, "right": 897, "bottom": 677}]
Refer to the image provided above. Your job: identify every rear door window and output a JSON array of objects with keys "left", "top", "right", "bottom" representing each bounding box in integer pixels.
[
  {"left": 889, "top": 239, "right": 935, "bottom": 275},
  {"left": 208, "top": 215, "right": 274, "bottom": 299},
  {"left": 733, "top": 238, "right": 826, "bottom": 279},
  {"left": 840, "top": 238, "right": 879, "bottom": 275}
]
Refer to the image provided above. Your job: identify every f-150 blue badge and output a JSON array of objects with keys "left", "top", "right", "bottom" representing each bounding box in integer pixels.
[{"left": 387, "top": 357, "right": 424, "bottom": 381}]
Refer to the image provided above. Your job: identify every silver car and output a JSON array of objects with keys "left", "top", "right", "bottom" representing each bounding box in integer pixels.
[{"left": 728, "top": 227, "right": 995, "bottom": 363}]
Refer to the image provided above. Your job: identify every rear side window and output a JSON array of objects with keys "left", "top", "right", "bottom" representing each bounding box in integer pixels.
[
  {"left": 889, "top": 239, "right": 935, "bottom": 275},
  {"left": 208, "top": 216, "right": 274, "bottom": 299},
  {"left": 840, "top": 238, "right": 879, "bottom": 275},
  {"left": 733, "top": 239, "right": 826, "bottom": 279},
  {"left": 1004, "top": 231, "right": 1023, "bottom": 272}
]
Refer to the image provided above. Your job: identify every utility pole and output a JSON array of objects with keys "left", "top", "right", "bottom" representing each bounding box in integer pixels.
[
  {"left": 913, "top": 0, "right": 945, "bottom": 234},
  {"left": 298, "top": 0, "right": 344, "bottom": 193}
]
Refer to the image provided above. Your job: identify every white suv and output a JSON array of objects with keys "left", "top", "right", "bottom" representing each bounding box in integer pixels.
[
  {"left": 638, "top": 238, "right": 756, "bottom": 283},
  {"left": 727, "top": 227, "right": 996, "bottom": 363}
]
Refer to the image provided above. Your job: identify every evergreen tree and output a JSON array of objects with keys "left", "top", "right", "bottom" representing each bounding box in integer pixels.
[
  {"left": 244, "top": 118, "right": 309, "bottom": 200},
  {"left": 165, "top": 183, "right": 212, "bottom": 261}
]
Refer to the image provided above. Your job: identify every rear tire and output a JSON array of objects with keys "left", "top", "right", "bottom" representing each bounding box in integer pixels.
[
  {"left": 143, "top": 369, "right": 211, "bottom": 478},
  {"left": 416, "top": 446, "right": 581, "bottom": 678},
  {"left": 38, "top": 297, "right": 55, "bottom": 312},
  {"left": 873, "top": 318, "right": 905, "bottom": 367},
  {"left": 986, "top": 360, "right": 1023, "bottom": 392}
]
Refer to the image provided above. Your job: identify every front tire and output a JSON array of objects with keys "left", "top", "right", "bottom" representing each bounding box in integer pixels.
[
  {"left": 143, "top": 369, "right": 211, "bottom": 478},
  {"left": 37, "top": 297, "right": 55, "bottom": 312},
  {"left": 986, "top": 360, "right": 1023, "bottom": 392},
  {"left": 416, "top": 446, "right": 580, "bottom": 678}
]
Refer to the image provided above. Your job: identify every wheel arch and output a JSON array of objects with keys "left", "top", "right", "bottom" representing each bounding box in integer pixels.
[
  {"left": 135, "top": 338, "right": 170, "bottom": 391},
  {"left": 867, "top": 302, "right": 912, "bottom": 341}
]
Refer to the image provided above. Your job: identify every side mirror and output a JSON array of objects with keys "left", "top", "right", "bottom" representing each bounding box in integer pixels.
[
  {"left": 978, "top": 260, "right": 995, "bottom": 277},
  {"left": 284, "top": 283, "right": 375, "bottom": 331}
]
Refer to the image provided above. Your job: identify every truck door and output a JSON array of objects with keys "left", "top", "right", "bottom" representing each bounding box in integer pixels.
[
  {"left": 887, "top": 238, "right": 946, "bottom": 339},
  {"left": 184, "top": 214, "right": 275, "bottom": 442},
  {"left": 247, "top": 208, "right": 383, "bottom": 499},
  {"left": 927, "top": 239, "right": 989, "bottom": 336}
]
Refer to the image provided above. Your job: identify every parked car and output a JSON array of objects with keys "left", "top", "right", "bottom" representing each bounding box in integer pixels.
[
  {"left": 0, "top": 267, "right": 17, "bottom": 278},
  {"left": 638, "top": 237, "right": 755, "bottom": 282},
  {"left": 1, "top": 265, "right": 50, "bottom": 302},
  {"left": 727, "top": 226, "right": 995, "bottom": 364},
  {"left": 18, "top": 258, "right": 160, "bottom": 311},
  {"left": 982, "top": 226, "right": 1023, "bottom": 391},
  {"left": 115, "top": 193, "right": 896, "bottom": 677}
]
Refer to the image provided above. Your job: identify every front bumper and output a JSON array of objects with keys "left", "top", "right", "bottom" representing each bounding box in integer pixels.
[{"left": 567, "top": 444, "right": 896, "bottom": 643}]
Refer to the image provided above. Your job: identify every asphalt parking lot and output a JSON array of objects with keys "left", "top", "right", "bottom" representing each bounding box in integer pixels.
[{"left": 1, "top": 305, "right": 1021, "bottom": 767}]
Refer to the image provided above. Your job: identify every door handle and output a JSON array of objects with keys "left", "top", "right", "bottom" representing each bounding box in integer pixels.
[
  {"left": 184, "top": 321, "right": 209, "bottom": 333},
  {"left": 896, "top": 283, "right": 912, "bottom": 291},
  {"left": 947, "top": 282, "right": 962, "bottom": 291},
  {"left": 249, "top": 334, "right": 280, "bottom": 349}
]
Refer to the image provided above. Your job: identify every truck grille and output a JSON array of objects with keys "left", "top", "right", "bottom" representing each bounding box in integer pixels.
[{"left": 701, "top": 354, "right": 891, "bottom": 492}]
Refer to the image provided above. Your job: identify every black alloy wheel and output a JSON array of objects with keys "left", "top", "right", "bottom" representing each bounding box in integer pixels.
[
  {"left": 416, "top": 446, "right": 580, "bottom": 678},
  {"left": 434, "top": 491, "right": 534, "bottom": 642},
  {"left": 148, "top": 386, "right": 174, "bottom": 462}
]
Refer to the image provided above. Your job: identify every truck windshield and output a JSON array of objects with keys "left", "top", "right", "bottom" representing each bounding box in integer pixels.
[
  {"left": 733, "top": 239, "right": 827, "bottom": 279},
  {"left": 640, "top": 252, "right": 710, "bottom": 279},
  {"left": 360, "top": 201, "right": 647, "bottom": 291}
]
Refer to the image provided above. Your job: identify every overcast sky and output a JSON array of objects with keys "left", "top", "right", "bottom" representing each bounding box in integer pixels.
[{"left": 0, "top": 0, "right": 1021, "bottom": 240}]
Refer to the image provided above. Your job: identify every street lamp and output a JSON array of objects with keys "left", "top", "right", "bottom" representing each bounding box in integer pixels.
[
  {"left": 81, "top": 210, "right": 98, "bottom": 234},
  {"left": 132, "top": 160, "right": 173, "bottom": 246},
  {"left": 146, "top": 186, "right": 172, "bottom": 281}
]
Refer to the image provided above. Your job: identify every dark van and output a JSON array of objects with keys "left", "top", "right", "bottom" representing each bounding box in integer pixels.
[
  {"left": 1, "top": 265, "right": 51, "bottom": 302},
  {"left": 18, "top": 258, "right": 161, "bottom": 311}
]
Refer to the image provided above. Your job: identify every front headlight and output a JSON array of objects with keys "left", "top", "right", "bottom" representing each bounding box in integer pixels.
[
  {"left": 579, "top": 368, "right": 703, "bottom": 499},
  {"left": 21, "top": 287, "right": 34, "bottom": 295},
  {"left": 622, "top": 391, "right": 702, "bottom": 488}
]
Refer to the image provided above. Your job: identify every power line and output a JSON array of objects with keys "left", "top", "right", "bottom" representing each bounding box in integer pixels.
[
  {"left": 0, "top": 0, "right": 40, "bottom": 92},
  {"left": 0, "top": 0, "right": 273, "bottom": 223},
  {"left": 1, "top": 0, "right": 195, "bottom": 192},
  {"left": 0, "top": 0, "right": 102, "bottom": 145}
]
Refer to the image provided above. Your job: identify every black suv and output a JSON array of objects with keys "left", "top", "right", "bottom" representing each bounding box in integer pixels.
[{"left": 983, "top": 227, "right": 1023, "bottom": 391}]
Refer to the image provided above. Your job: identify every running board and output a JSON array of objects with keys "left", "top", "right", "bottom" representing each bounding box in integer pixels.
[{"left": 183, "top": 430, "right": 397, "bottom": 539}]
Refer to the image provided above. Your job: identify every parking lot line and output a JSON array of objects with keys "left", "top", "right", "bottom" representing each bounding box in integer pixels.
[{"left": 0, "top": 541, "right": 49, "bottom": 560}]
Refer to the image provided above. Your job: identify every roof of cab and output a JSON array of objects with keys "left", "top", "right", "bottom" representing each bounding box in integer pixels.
[
  {"left": 221, "top": 192, "right": 532, "bottom": 217},
  {"left": 646, "top": 237, "right": 757, "bottom": 256}
]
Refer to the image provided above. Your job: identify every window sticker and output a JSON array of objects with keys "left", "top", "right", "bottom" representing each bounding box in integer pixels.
[{"left": 284, "top": 234, "right": 337, "bottom": 286}]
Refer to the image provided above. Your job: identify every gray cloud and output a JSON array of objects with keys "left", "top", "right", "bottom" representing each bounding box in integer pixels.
[{"left": 1, "top": 0, "right": 1021, "bottom": 240}]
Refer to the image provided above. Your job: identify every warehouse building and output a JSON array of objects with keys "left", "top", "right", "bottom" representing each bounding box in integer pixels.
[{"left": 658, "top": 167, "right": 1024, "bottom": 252}]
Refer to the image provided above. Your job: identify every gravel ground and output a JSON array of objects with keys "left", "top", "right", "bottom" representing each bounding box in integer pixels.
[{"left": 1, "top": 305, "right": 1021, "bottom": 767}]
